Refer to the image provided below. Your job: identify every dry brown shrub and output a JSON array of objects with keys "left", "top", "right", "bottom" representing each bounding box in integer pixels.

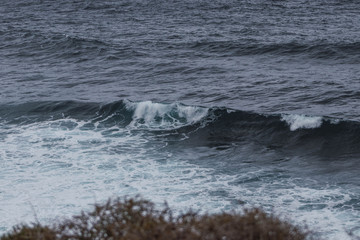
[
  {"left": 1, "top": 197, "right": 311, "bottom": 240},
  {"left": 1, "top": 224, "right": 57, "bottom": 240}
]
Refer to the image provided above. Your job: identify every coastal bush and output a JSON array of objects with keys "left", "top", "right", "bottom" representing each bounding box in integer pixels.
[{"left": 1, "top": 197, "right": 310, "bottom": 240}]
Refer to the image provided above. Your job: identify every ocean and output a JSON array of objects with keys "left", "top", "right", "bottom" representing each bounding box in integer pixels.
[{"left": 0, "top": 0, "right": 359, "bottom": 239}]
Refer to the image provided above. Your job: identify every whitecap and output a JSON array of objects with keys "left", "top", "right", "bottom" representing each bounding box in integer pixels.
[
  {"left": 281, "top": 114, "right": 323, "bottom": 131},
  {"left": 125, "top": 100, "right": 208, "bottom": 129}
]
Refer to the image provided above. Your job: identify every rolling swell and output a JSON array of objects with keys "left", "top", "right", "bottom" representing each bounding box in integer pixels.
[
  {"left": 1, "top": 100, "right": 359, "bottom": 159},
  {"left": 2, "top": 27, "right": 359, "bottom": 64},
  {"left": 189, "top": 41, "right": 360, "bottom": 61},
  {"left": 178, "top": 108, "right": 360, "bottom": 160}
]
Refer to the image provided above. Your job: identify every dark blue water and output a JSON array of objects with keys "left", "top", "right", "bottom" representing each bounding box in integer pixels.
[{"left": 1, "top": 0, "right": 359, "bottom": 238}]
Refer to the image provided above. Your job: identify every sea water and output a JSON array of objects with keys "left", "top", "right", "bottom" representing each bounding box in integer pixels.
[{"left": 1, "top": 1, "right": 359, "bottom": 239}]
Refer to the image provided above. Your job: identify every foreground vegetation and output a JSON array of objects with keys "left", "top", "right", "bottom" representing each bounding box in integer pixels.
[{"left": 1, "top": 197, "right": 311, "bottom": 240}]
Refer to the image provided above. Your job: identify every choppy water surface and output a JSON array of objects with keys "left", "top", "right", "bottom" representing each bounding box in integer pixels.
[{"left": 1, "top": 0, "right": 360, "bottom": 239}]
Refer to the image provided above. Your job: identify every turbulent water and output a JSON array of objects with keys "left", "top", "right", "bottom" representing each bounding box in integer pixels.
[{"left": 1, "top": 0, "right": 360, "bottom": 239}]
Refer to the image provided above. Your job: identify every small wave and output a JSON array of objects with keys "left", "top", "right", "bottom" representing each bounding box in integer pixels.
[{"left": 2, "top": 29, "right": 108, "bottom": 61}]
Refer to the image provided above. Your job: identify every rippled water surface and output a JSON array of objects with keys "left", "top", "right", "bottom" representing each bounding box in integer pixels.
[{"left": 1, "top": 0, "right": 360, "bottom": 239}]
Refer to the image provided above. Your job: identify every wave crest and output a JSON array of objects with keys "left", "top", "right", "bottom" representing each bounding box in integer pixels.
[
  {"left": 281, "top": 114, "right": 323, "bottom": 131},
  {"left": 125, "top": 100, "right": 208, "bottom": 129}
]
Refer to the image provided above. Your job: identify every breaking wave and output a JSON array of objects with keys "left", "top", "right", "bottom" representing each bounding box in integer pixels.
[
  {"left": 281, "top": 114, "right": 323, "bottom": 131},
  {"left": 1, "top": 100, "right": 360, "bottom": 159},
  {"left": 125, "top": 100, "right": 208, "bottom": 129}
]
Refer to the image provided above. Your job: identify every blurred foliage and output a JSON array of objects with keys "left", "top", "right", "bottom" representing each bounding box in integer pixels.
[{"left": 1, "top": 197, "right": 311, "bottom": 240}]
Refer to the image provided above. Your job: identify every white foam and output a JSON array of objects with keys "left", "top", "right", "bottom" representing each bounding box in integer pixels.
[
  {"left": 281, "top": 114, "right": 323, "bottom": 131},
  {"left": 125, "top": 100, "right": 208, "bottom": 129},
  {"left": 265, "top": 184, "right": 358, "bottom": 240},
  {"left": 0, "top": 118, "right": 236, "bottom": 234},
  {"left": 0, "top": 115, "right": 359, "bottom": 240}
]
